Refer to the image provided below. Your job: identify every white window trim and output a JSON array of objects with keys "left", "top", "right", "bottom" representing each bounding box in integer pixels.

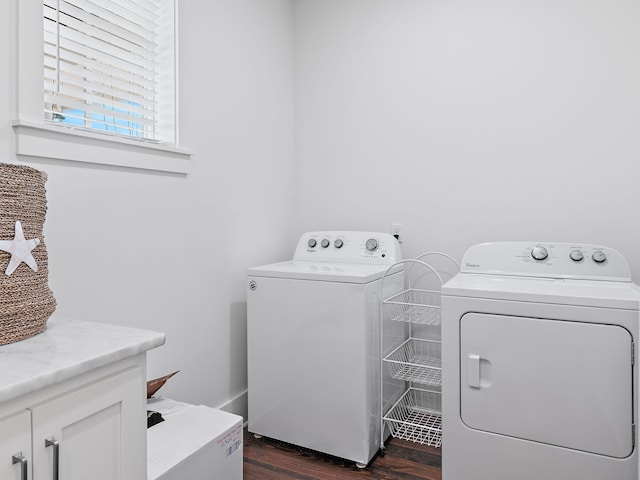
[{"left": 11, "top": 0, "right": 191, "bottom": 174}]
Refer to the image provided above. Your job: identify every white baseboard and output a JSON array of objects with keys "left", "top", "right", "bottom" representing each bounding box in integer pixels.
[{"left": 218, "top": 389, "right": 248, "bottom": 424}]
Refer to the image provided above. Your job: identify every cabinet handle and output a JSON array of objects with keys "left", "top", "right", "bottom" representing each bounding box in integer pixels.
[
  {"left": 45, "top": 438, "right": 59, "bottom": 480},
  {"left": 11, "top": 452, "right": 27, "bottom": 480}
]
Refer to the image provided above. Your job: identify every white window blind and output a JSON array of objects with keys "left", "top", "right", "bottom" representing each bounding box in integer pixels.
[{"left": 43, "top": 0, "right": 168, "bottom": 142}]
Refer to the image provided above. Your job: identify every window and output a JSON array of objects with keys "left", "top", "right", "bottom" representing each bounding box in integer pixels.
[
  {"left": 13, "top": 0, "right": 190, "bottom": 173},
  {"left": 44, "top": 0, "right": 160, "bottom": 141}
]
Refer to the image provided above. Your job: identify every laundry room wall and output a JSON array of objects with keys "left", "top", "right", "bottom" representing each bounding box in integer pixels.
[
  {"left": 0, "top": 0, "right": 295, "bottom": 415},
  {"left": 293, "top": 0, "right": 640, "bottom": 280}
]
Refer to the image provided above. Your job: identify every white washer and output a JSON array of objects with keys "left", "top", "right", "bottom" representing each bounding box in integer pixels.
[
  {"left": 442, "top": 242, "right": 640, "bottom": 480},
  {"left": 247, "top": 231, "right": 404, "bottom": 466}
]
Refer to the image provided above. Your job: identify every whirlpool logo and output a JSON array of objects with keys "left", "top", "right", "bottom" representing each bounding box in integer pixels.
[{"left": 465, "top": 263, "right": 480, "bottom": 268}]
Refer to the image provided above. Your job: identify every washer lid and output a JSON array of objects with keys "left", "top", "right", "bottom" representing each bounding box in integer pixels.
[
  {"left": 247, "top": 260, "right": 401, "bottom": 284},
  {"left": 443, "top": 273, "right": 640, "bottom": 310}
]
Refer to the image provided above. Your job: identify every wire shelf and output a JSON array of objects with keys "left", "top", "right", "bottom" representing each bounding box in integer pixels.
[
  {"left": 382, "top": 289, "right": 441, "bottom": 325},
  {"left": 383, "top": 338, "right": 441, "bottom": 386},
  {"left": 383, "top": 388, "right": 442, "bottom": 447},
  {"left": 379, "top": 257, "right": 454, "bottom": 451}
]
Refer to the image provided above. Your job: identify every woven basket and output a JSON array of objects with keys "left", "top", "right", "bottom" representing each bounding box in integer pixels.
[{"left": 0, "top": 163, "right": 56, "bottom": 346}]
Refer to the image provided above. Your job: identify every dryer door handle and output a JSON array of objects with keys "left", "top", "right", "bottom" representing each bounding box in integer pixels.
[{"left": 467, "top": 353, "right": 481, "bottom": 389}]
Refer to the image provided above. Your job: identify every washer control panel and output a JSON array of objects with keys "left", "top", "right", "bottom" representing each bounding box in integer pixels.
[
  {"left": 293, "top": 231, "right": 402, "bottom": 265},
  {"left": 461, "top": 242, "right": 631, "bottom": 282}
]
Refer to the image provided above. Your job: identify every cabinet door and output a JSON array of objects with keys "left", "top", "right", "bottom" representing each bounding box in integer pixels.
[
  {"left": 31, "top": 367, "right": 145, "bottom": 480},
  {"left": 0, "top": 410, "right": 31, "bottom": 480}
]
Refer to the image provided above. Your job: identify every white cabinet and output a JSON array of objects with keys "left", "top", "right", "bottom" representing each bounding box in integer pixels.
[
  {"left": 0, "top": 318, "right": 165, "bottom": 480},
  {"left": 3, "top": 362, "right": 146, "bottom": 480},
  {"left": 0, "top": 410, "right": 31, "bottom": 480},
  {"left": 32, "top": 366, "right": 146, "bottom": 480}
]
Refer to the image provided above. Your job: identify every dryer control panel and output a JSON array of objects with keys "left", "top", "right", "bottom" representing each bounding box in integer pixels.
[
  {"left": 293, "top": 231, "right": 402, "bottom": 265},
  {"left": 460, "top": 242, "right": 632, "bottom": 282}
]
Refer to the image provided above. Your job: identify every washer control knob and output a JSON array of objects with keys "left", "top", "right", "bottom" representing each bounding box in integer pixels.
[
  {"left": 307, "top": 239, "right": 317, "bottom": 248},
  {"left": 569, "top": 250, "right": 584, "bottom": 262},
  {"left": 531, "top": 246, "right": 548, "bottom": 261},
  {"left": 592, "top": 251, "right": 607, "bottom": 263},
  {"left": 334, "top": 239, "right": 344, "bottom": 249},
  {"left": 366, "top": 239, "right": 379, "bottom": 252},
  {"left": 320, "top": 239, "right": 330, "bottom": 248}
]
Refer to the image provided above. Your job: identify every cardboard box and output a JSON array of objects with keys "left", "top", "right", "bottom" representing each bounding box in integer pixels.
[{"left": 147, "top": 398, "right": 243, "bottom": 480}]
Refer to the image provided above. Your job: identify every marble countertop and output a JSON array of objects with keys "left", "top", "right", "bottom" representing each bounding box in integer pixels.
[{"left": 0, "top": 316, "right": 166, "bottom": 403}]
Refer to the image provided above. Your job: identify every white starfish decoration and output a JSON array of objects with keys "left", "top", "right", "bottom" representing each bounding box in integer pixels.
[{"left": 0, "top": 221, "right": 40, "bottom": 276}]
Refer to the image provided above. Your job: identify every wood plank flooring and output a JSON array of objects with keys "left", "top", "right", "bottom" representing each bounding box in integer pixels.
[{"left": 243, "top": 429, "right": 442, "bottom": 480}]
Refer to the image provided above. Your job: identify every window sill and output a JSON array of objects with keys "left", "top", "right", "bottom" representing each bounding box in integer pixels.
[{"left": 12, "top": 120, "right": 192, "bottom": 174}]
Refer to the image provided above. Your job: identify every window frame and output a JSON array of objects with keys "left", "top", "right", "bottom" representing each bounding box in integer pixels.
[{"left": 11, "top": 0, "right": 191, "bottom": 174}]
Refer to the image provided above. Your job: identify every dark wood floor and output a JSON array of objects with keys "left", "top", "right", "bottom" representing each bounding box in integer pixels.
[{"left": 243, "top": 429, "right": 442, "bottom": 480}]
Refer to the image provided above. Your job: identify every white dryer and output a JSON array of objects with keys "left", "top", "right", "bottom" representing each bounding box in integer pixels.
[
  {"left": 442, "top": 242, "right": 640, "bottom": 480},
  {"left": 247, "top": 231, "right": 404, "bottom": 467}
]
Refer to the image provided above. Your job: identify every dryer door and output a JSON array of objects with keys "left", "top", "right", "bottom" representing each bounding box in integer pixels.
[{"left": 460, "top": 313, "right": 633, "bottom": 458}]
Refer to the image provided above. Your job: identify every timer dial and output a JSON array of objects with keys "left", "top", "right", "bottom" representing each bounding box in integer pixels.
[
  {"left": 531, "top": 246, "right": 548, "bottom": 261},
  {"left": 366, "top": 239, "right": 379, "bottom": 252},
  {"left": 569, "top": 250, "right": 583, "bottom": 262},
  {"left": 334, "top": 239, "right": 344, "bottom": 249},
  {"left": 592, "top": 251, "right": 607, "bottom": 263}
]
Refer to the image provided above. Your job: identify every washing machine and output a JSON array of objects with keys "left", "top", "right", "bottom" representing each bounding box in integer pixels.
[
  {"left": 441, "top": 242, "right": 640, "bottom": 480},
  {"left": 247, "top": 231, "right": 404, "bottom": 466}
]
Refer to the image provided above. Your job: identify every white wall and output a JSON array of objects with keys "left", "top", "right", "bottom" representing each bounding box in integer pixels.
[
  {"left": 1, "top": 0, "right": 295, "bottom": 414},
  {"left": 294, "top": 0, "right": 640, "bottom": 280},
  {"left": 2, "top": 0, "right": 640, "bottom": 417}
]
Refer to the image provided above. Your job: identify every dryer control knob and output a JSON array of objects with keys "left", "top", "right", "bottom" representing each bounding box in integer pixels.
[
  {"left": 321, "top": 239, "right": 330, "bottom": 248},
  {"left": 570, "top": 250, "right": 584, "bottom": 262},
  {"left": 531, "top": 246, "right": 548, "bottom": 261},
  {"left": 334, "top": 239, "right": 344, "bottom": 249},
  {"left": 366, "top": 239, "right": 379, "bottom": 252},
  {"left": 308, "top": 239, "right": 317, "bottom": 248},
  {"left": 592, "top": 251, "right": 607, "bottom": 263}
]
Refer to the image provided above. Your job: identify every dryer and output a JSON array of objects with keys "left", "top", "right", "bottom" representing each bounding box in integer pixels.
[
  {"left": 247, "top": 231, "right": 404, "bottom": 467},
  {"left": 441, "top": 242, "right": 640, "bottom": 480}
]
